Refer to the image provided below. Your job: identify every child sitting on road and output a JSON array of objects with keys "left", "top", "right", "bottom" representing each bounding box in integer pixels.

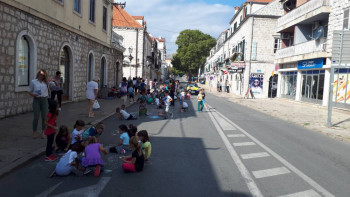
[
  {"left": 116, "top": 105, "right": 135, "bottom": 120},
  {"left": 120, "top": 136, "right": 144, "bottom": 173},
  {"left": 128, "top": 124, "right": 137, "bottom": 137},
  {"left": 71, "top": 120, "right": 85, "bottom": 147},
  {"left": 51, "top": 143, "right": 86, "bottom": 177},
  {"left": 137, "top": 92, "right": 147, "bottom": 103},
  {"left": 55, "top": 125, "right": 71, "bottom": 153},
  {"left": 139, "top": 102, "right": 148, "bottom": 116},
  {"left": 82, "top": 122, "right": 105, "bottom": 140},
  {"left": 137, "top": 130, "right": 151, "bottom": 161},
  {"left": 81, "top": 136, "right": 107, "bottom": 177},
  {"left": 110, "top": 124, "right": 130, "bottom": 154}
]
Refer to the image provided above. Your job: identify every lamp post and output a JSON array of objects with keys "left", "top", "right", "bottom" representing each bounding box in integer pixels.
[{"left": 128, "top": 46, "right": 133, "bottom": 78}]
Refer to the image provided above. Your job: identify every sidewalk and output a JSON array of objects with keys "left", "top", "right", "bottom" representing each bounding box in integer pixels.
[
  {"left": 202, "top": 84, "right": 350, "bottom": 143},
  {"left": 0, "top": 96, "right": 131, "bottom": 178}
]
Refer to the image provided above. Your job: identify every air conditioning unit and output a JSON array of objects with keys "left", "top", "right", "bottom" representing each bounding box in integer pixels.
[
  {"left": 281, "top": 33, "right": 290, "bottom": 40},
  {"left": 312, "top": 21, "right": 321, "bottom": 31}
]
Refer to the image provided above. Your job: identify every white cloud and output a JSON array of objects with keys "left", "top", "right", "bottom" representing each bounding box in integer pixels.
[{"left": 122, "top": 0, "right": 234, "bottom": 54}]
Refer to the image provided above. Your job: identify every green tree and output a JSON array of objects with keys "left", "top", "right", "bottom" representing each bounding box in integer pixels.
[{"left": 173, "top": 30, "right": 216, "bottom": 76}]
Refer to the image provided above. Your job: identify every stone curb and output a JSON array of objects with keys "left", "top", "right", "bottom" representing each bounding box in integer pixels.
[{"left": 0, "top": 102, "right": 133, "bottom": 178}]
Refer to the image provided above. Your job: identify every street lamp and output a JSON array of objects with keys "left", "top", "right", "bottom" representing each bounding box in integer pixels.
[{"left": 128, "top": 46, "right": 133, "bottom": 78}]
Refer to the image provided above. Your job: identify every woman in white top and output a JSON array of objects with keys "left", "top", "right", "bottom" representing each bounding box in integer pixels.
[
  {"left": 86, "top": 77, "right": 99, "bottom": 118},
  {"left": 28, "top": 69, "right": 49, "bottom": 139}
]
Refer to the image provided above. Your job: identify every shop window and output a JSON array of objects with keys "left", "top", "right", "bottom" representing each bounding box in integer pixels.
[{"left": 15, "top": 32, "right": 37, "bottom": 92}]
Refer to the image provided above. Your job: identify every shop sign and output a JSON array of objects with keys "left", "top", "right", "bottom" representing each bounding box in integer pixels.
[
  {"left": 298, "top": 58, "right": 323, "bottom": 70},
  {"left": 228, "top": 68, "right": 243, "bottom": 73},
  {"left": 229, "top": 63, "right": 246, "bottom": 68}
]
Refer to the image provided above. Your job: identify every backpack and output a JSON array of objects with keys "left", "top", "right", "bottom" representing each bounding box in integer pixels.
[
  {"left": 83, "top": 126, "right": 95, "bottom": 140},
  {"left": 120, "top": 83, "right": 127, "bottom": 93}
]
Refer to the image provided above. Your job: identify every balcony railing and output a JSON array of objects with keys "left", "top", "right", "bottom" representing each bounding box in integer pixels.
[
  {"left": 278, "top": 0, "right": 330, "bottom": 28},
  {"left": 276, "top": 38, "right": 327, "bottom": 59}
]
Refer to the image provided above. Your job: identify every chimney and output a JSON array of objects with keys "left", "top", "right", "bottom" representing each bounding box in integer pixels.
[
  {"left": 158, "top": 36, "right": 162, "bottom": 39},
  {"left": 234, "top": 6, "right": 239, "bottom": 14}
]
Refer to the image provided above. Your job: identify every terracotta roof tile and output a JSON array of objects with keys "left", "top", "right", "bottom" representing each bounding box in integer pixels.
[
  {"left": 246, "top": 0, "right": 273, "bottom": 3},
  {"left": 156, "top": 37, "right": 165, "bottom": 42},
  {"left": 132, "top": 16, "right": 144, "bottom": 20},
  {"left": 113, "top": 6, "right": 143, "bottom": 28}
]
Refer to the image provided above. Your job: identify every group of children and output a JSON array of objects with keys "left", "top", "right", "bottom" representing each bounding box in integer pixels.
[{"left": 44, "top": 99, "right": 151, "bottom": 177}]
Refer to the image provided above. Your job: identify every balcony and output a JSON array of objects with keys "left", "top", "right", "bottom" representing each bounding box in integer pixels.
[
  {"left": 111, "top": 32, "right": 125, "bottom": 52},
  {"left": 277, "top": 0, "right": 331, "bottom": 32},
  {"left": 275, "top": 38, "right": 331, "bottom": 64}
]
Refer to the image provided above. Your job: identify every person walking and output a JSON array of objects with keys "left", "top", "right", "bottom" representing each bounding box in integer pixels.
[
  {"left": 120, "top": 77, "right": 128, "bottom": 105},
  {"left": 219, "top": 80, "right": 222, "bottom": 92},
  {"left": 86, "top": 77, "right": 99, "bottom": 118},
  {"left": 49, "top": 71, "right": 63, "bottom": 110},
  {"left": 28, "top": 69, "right": 50, "bottom": 139},
  {"left": 197, "top": 89, "right": 204, "bottom": 112},
  {"left": 225, "top": 79, "right": 229, "bottom": 93}
]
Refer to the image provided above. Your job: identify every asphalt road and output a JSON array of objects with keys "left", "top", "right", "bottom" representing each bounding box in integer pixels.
[{"left": 0, "top": 83, "right": 349, "bottom": 197}]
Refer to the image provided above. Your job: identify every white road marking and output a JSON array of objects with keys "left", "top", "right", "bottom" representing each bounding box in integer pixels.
[
  {"left": 279, "top": 189, "right": 321, "bottom": 197},
  {"left": 240, "top": 152, "right": 270, "bottom": 160},
  {"left": 233, "top": 142, "right": 256, "bottom": 147},
  {"left": 252, "top": 167, "right": 291, "bottom": 179},
  {"left": 35, "top": 182, "right": 62, "bottom": 197},
  {"left": 210, "top": 106, "right": 335, "bottom": 197},
  {"left": 213, "top": 111, "right": 236, "bottom": 130},
  {"left": 206, "top": 107, "right": 263, "bottom": 197},
  {"left": 227, "top": 134, "right": 246, "bottom": 138}
]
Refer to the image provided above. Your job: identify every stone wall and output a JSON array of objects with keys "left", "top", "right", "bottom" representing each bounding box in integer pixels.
[{"left": 0, "top": 2, "right": 123, "bottom": 118}]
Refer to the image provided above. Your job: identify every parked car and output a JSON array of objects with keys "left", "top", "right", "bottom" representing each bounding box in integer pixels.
[{"left": 187, "top": 83, "right": 200, "bottom": 95}]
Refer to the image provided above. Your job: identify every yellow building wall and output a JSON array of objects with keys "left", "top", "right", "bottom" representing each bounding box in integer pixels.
[{"left": 8, "top": 0, "right": 112, "bottom": 45}]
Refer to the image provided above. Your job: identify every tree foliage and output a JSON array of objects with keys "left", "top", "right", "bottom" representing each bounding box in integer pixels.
[{"left": 173, "top": 30, "right": 216, "bottom": 75}]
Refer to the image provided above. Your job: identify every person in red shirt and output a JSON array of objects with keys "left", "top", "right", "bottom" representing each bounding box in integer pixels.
[{"left": 44, "top": 99, "right": 59, "bottom": 161}]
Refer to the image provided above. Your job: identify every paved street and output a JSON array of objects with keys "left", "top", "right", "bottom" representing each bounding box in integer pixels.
[{"left": 0, "top": 87, "right": 349, "bottom": 197}]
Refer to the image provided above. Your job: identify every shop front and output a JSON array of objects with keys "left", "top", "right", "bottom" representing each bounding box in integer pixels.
[{"left": 332, "top": 68, "right": 350, "bottom": 109}]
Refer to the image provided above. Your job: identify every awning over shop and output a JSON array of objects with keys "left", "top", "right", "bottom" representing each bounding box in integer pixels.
[{"left": 228, "top": 62, "right": 246, "bottom": 69}]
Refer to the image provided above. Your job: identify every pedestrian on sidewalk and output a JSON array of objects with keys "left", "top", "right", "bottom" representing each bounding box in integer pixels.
[
  {"left": 49, "top": 71, "right": 63, "bottom": 111},
  {"left": 225, "top": 80, "right": 229, "bottom": 93},
  {"left": 44, "top": 99, "right": 59, "bottom": 161},
  {"left": 120, "top": 77, "right": 128, "bottom": 105},
  {"left": 197, "top": 89, "right": 204, "bottom": 112},
  {"left": 86, "top": 77, "right": 99, "bottom": 118},
  {"left": 28, "top": 69, "right": 50, "bottom": 139}
]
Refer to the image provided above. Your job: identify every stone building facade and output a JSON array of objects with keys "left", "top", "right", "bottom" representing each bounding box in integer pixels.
[{"left": 0, "top": 1, "right": 124, "bottom": 118}]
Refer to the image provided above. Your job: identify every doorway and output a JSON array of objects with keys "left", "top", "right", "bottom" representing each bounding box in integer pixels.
[
  {"left": 115, "top": 62, "right": 120, "bottom": 86},
  {"left": 59, "top": 46, "right": 71, "bottom": 101},
  {"left": 301, "top": 70, "right": 325, "bottom": 104},
  {"left": 100, "top": 57, "right": 106, "bottom": 89}
]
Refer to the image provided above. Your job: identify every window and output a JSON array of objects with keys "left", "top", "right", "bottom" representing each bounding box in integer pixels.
[
  {"left": 53, "top": 0, "right": 64, "bottom": 5},
  {"left": 234, "top": 22, "right": 237, "bottom": 31},
  {"left": 343, "top": 9, "right": 349, "bottom": 29},
  {"left": 74, "top": 0, "right": 81, "bottom": 13},
  {"left": 274, "top": 38, "right": 281, "bottom": 53},
  {"left": 89, "top": 0, "right": 95, "bottom": 22},
  {"left": 17, "top": 36, "right": 30, "bottom": 86},
  {"left": 103, "top": 6, "right": 107, "bottom": 31}
]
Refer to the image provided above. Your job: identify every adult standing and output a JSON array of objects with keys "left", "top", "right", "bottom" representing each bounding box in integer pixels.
[
  {"left": 50, "top": 71, "right": 63, "bottom": 110},
  {"left": 86, "top": 77, "right": 99, "bottom": 118},
  {"left": 28, "top": 69, "right": 49, "bottom": 139},
  {"left": 225, "top": 79, "right": 229, "bottom": 93},
  {"left": 170, "top": 80, "right": 176, "bottom": 106},
  {"left": 149, "top": 79, "right": 153, "bottom": 90},
  {"left": 140, "top": 79, "right": 146, "bottom": 94},
  {"left": 120, "top": 77, "right": 128, "bottom": 105}
]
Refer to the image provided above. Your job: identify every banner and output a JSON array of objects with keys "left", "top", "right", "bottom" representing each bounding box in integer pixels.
[
  {"left": 250, "top": 73, "right": 264, "bottom": 94},
  {"left": 333, "top": 73, "right": 350, "bottom": 104}
]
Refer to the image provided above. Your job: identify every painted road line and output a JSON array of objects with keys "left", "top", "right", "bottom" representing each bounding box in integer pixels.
[
  {"left": 279, "top": 189, "right": 321, "bottom": 197},
  {"left": 252, "top": 167, "right": 291, "bottom": 179},
  {"left": 206, "top": 107, "right": 263, "bottom": 197},
  {"left": 240, "top": 152, "right": 270, "bottom": 160},
  {"left": 212, "top": 110, "right": 237, "bottom": 130},
  {"left": 227, "top": 134, "right": 246, "bottom": 138},
  {"left": 233, "top": 142, "right": 256, "bottom": 147},
  {"left": 211, "top": 106, "right": 335, "bottom": 197}
]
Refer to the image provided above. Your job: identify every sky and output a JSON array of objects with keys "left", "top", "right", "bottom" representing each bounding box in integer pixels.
[{"left": 121, "top": 0, "right": 247, "bottom": 56}]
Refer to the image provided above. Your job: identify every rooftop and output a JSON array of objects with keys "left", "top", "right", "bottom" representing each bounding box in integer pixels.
[{"left": 112, "top": 6, "right": 143, "bottom": 28}]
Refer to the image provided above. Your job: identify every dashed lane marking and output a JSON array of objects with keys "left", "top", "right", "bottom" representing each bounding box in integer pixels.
[
  {"left": 207, "top": 105, "right": 263, "bottom": 197},
  {"left": 210, "top": 106, "right": 334, "bottom": 197},
  {"left": 213, "top": 110, "right": 237, "bottom": 130},
  {"left": 278, "top": 189, "right": 321, "bottom": 197},
  {"left": 233, "top": 142, "right": 256, "bottom": 147},
  {"left": 227, "top": 134, "right": 246, "bottom": 138},
  {"left": 240, "top": 152, "right": 270, "bottom": 160},
  {"left": 252, "top": 167, "right": 291, "bottom": 179}
]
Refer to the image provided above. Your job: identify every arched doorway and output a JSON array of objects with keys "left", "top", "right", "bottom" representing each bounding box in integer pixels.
[
  {"left": 88, "top": 52, "right": 94, "bottom": 81},
  {"left": 100, "top": 57, "right": 106, "bottom": 89},
  {"left": 59, "top": 46, "right": 71, "bottom": 101}
]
